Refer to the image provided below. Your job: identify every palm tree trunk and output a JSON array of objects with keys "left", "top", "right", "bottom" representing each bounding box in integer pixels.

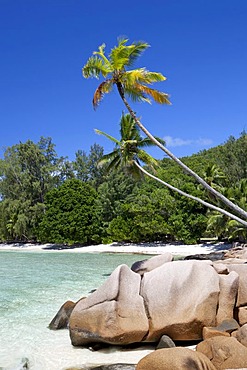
[
  {"left": 134, "top": 161, "right": 247, "bottom": 227},
  {"left": 116, "top": 83, "right": 247, "bottom": 222}
]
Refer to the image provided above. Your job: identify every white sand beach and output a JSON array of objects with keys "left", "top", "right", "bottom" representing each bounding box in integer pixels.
[{"left": 0, "top": 241, "right": 232, "bottom": 256}]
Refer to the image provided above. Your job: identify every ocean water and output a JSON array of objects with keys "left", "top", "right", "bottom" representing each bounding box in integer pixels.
[{"left": 0, "top": 250, "right": 153, "bottom": 370}]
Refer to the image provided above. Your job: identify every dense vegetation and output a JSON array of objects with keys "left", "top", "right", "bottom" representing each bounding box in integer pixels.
[{"left": 0, "top": 132, "right": 246, "bottom": 245}]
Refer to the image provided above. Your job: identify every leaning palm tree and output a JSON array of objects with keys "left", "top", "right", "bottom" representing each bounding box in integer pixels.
[
  {"left": 96, "top": 114, "right": 247, "bottom": 226},
  {"left": 96, "top": 113, "right": 163, "bottom": 179},
  {"left": 82, "top": 38, "right": 247, "bottom": 222}
]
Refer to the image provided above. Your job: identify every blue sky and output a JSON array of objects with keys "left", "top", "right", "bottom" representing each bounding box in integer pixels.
[{"left": 1, "top": 0, "right": 247, "bottom": 161}]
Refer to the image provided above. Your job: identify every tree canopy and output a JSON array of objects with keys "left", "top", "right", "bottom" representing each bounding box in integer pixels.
[{"left": 0, "top": 133, "right": 246, "bottom": 245}]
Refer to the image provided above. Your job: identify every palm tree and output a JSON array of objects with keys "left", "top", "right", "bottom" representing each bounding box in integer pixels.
[
  {"left": 206, "top": 178, "right": 247, "bottom": 240},
  {"left": 95, "top": 113, "right": 163, "bottom": 179},
  {"left": 82, "top": 38, "right": 247, "bottom": 223},
  {"left": 96, "top": 114, "right": 247, "bottom": 227},
  {"left": 203, "top": 164, "right": 226, "bottom": 191},
  {"left": 200, "top": 164, "right": 227, "bottom": 203}
]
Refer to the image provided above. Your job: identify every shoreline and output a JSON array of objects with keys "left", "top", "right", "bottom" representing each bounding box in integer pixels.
[{"left": 0, "top": 241, "right": 232, "bottom": 256}]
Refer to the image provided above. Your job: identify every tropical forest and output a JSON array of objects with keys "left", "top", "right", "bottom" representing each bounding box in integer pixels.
[
  {"left": 1, "top": 39, "right": 247, "bottom": 245},
  {"left": 0, "top": 130, "right": 246, "bottom": 245}
]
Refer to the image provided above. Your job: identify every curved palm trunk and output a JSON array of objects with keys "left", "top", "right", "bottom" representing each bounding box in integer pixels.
[
  {"left": 116, "top": 83, "right": 247, "bottom": 222},
  {"left": 134, "top": 161, "right": 247, "bottom": 227}
]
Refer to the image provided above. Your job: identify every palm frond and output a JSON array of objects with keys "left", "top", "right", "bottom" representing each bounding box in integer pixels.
[
  {"left": 136, "top": 84, "right": 171, "bottom": 104},
  {"left": 123, "top": 69, "right": 147, "bottom": 84},
  {"left": 97, "top": 150, "right": 122, "bottom": 174},
  {"left": 82, "top": 56, "right": 112, "bottom": 79},
  {"left": 125, "top": 69, "right": 166, "bottom": 84},
  {"left": 139, "top": 136, "right": 165, "bottom": 148},
  {"left": 105, "top": 154, "right": 121, "bottom": 173},
  {"left": 143, "top": 71, "right": 167, "bottom": 83},
  {"left": 92, "top": 80, "right": 113, "bottom": 109},
  {"left": 138, "top": 149, "right": 159, "bottom": 171},
  {"left": 119, "top": 113, "right": 141, "bottom": 141},
  {"left": 126, "top": 161, "right": 143, "bottom": 180},
  {"left": 97, "top": 150, "right": 119, "bottom": 167},
  {"left": 154, "top": 136, "right": 166, "bottom": 145},
  {"left": 110, "top": 40, "right": 149, "bottom": 70},
  {"left": 115, "top": 37, "right": 129, "bottom": 48},
  {"left": 227, "top": 219, "right": 247, "bottom": 239},
  {"left": 92, "top": 44, "right": 112, "bottom": 70},
  {"left": 123, "top": 84, "right": 151, "bottom": 103},
  {"left": 207, "top": 213, "right": 228, "bottom": 233},
  {"left": 94, "top": 128, "right": 120, "bottom": 145},
  {"left": 125, "top": 42, "right": 150, "bottom": 67},
  {"left": 228, "top": 219, "right": 242, "bottom": 228},
  {"left": 110, "top": 40, "right": 130, "bottom": 70}
]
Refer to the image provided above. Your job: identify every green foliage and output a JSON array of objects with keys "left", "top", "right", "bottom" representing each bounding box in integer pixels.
[
  {"left": 0, "top": 132, "right": 246, "bottom": 244},
  {"left": 165, "top": 181, "right": 208, "bottom": 243},
  {"left": 106, "top": 183, "right": 174, "bottom": 243},
  {"left": 0, "top": 137, "right": 69, "bottom": 241},
  {"left": 107, "top": 216, "right": 132, "bottom": 242},
  {"left": 95, "top": 171, "right": 137, "bottom": 237},
  {"left": 38, "top": 179, "right": 99, "bottom": 245},
  {"left": 192, "top": 131, "right": 247, "bottom": 185},
  {"left": 214, "top": 132, "right": 247, "bottom": 183},
  {"left": 73, "top": 143, "right": 105, "bottom": 188},
  {"left": 206, "top": 178, "right": 247, "bottom": 241},
  {"left": 96, "top": 113, "right": 163, "bottom": 179}
]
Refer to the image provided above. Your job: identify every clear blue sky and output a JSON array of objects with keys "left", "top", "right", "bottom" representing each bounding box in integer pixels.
[{"left": 1, "top": 0, "right": 247, "bottom": 160}]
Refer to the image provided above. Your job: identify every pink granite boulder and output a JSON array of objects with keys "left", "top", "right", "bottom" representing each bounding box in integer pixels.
[
  {"left": 69, "top": 264, "right": 149, "bottom": 346},
  {"left": 140, "top": 260, "right": 220, "bottom": 341},
  {"left": 136, "top": 347, "right": 216, "bottom": 370}
]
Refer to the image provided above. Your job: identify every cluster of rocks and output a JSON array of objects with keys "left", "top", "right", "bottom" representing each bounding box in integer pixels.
[{"left": 50, "top": 243, "right": 247, "bottom": 369}]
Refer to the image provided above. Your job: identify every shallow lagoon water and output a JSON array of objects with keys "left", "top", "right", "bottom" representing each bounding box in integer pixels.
[{"left": 0, "top": 250, "right": 153, "bottom": 370}]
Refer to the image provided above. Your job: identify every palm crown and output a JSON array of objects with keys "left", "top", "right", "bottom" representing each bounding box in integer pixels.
[
  {"left": 95, "top": 113, "right": 164, "bottom": 179},
  {"left": 82, "top": 39, "right": 171, "bottom": 108}
]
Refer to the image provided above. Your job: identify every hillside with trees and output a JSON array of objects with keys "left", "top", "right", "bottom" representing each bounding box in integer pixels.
[{"left": 0, "top": 132, "right": 246, "bottom": 245}]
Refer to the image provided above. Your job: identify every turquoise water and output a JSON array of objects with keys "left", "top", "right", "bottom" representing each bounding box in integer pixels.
[{"left": 0, "top": 250, "right": 152, "bottom": 370}]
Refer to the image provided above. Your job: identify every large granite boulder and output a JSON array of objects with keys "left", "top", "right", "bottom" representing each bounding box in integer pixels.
[
  {"left": 196, "top": 336, "right": 247, "bottom": 369},
  {"left": 216, "top": 271, "right": 239, "bottom": 325},
  {"left": 140, "top": 260, "right": 220, "bottom": 341},
  {"left": 131, "top": 253, "right": 173, "bottom": 275},
  {"left": 49, "top": 300, "right": 77, "bottom": 330},
  {"left": 202, "top": 319, "right": 239, "bottom": 340},
  {"left": 224, "top": 243, "right": 247, "bottom": 259},
  {"left": 69, "top": 260, "right": 221, "bottom": 346},
  {"left": 227, "top": 264, "right": 247, "bottom": 307},
  {"left": 212, "top": 263, "right": 229, "bottom": 275},
  {"left": 69, "top": 257, "right": 247, "bottom": 347},
  {"left": 238, "top": 306, "right": 247, "bottom": 326},
  {"left": 236, "top": 323, "right": 247, "bottom": 347},
  {"left": 69, "top": 264, "right": 149, "bottom": 346},
  {"left": 136, "top": 347, "right": 216, "bottom": 370}
]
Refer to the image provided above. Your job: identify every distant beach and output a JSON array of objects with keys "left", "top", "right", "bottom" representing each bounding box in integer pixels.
[{"left": 0, "top": 241, "right": 232, "bottom": 256}]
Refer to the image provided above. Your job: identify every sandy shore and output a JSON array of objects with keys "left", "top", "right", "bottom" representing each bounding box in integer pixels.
[{"left": 0, "top": 241, "right": 232, "bottom": 256}]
